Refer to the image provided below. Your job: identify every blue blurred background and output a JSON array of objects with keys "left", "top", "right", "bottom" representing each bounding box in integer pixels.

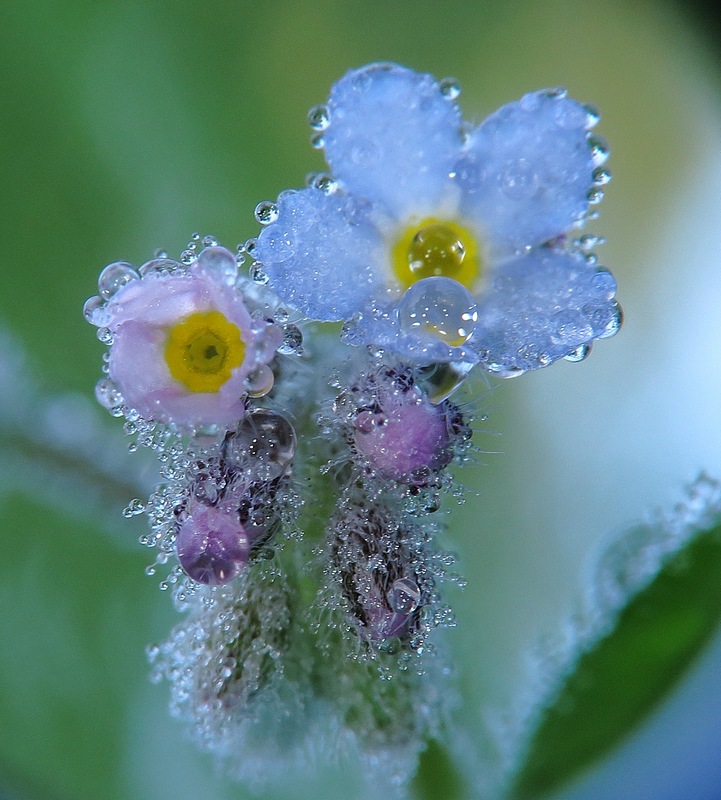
[{"left": 2, "top": 1, "right": 721, "bottom": 798}]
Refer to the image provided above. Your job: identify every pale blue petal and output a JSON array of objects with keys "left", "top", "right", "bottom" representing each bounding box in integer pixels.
[
  {"left": 471, "top": 248, "right": 621, "bottom": 375},
  {"left": 457, "top": 89, "right": 597, "bottom": 254},
  {"left": 323, "top": 63, "right": 462, "bottom": 220},
  {"left": 255, "top": 187, "right": 386, "bottom": 322}
]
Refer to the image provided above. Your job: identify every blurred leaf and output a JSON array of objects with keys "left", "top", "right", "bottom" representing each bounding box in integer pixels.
[
  {"left": 412, "top": 739, "right": 467, "bottom": 800},
  {"left": 0, "top": 495, "right": 168, "bottom": 800},
  {"left": 510, "top": 520, "right": 721, "bottom": 798}
]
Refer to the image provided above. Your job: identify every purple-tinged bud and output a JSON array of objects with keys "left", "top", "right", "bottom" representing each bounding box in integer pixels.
[
  {"left": 353, "top": 386, "right": 450, "bottom": 482},
  {"left": 331, "top": 506, "right": 430, "bottom": 646},
  {"left": 347, "top": 366, "right": 461, "bottom": 484}
]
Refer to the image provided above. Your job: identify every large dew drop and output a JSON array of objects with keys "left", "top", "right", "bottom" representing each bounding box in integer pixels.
[
  {"left": 388, "top": 577, "right": 421, "bottom": 615},
  {"left": 97, "top": 261, "right": 140, "bottom": 299},
  {"left": 398, "top": 276, "right": 478, "bottom": 347},
  {"left": 175, "top": 503, "right": 249, "bottom": 585},
  {"left": 224, "top": 409, "right": 297, "bottom": 481},
  {"left": 195, "top": 245, "right": 238, "bottom": 285}
]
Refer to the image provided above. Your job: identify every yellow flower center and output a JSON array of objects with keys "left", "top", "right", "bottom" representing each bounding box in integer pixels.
[
  {"left": 391, "top": 218, "right": 481, "bottom": 291},
  {"left": 165, "top": 311, "right": 245, "bottom": 393}
]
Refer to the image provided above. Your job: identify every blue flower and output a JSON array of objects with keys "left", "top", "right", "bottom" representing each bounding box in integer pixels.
[{"left": 254, "top": 63, "right": 621, "bottom": 375}]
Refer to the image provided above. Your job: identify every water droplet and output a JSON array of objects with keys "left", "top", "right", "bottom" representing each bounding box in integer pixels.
[
  {"left": 273, "top": 307, "right": 289, "bottom": 324},
  {"left": 598, "top": 301, "right": 623, "bottom": 339},
  {"left": 225, "top": 408, "right": 297, "bottom": 479},
  {"left": 96, "top": 326, "right": 113, "bottom": 344},
  {"left": 564, "top": 342, "right": 592, "bottom": 362},
  {"left": 591, "top": 268, "right": 616, "bottom": 300},
  {"left": 388, "top": 577, "right": 421, "bottom": 614},
  {"left": 593, "top": 167, "right": 611, "bottom": 186},
  {"left": 416, "top": 361, "right": 472, "bottom": 404},
  {"left": 139, "top": 257, "right": 179, "bottom": 277},
  {"left": 310, "top": 133, "right": 325, "bottom": 149},
  {"left": 439, "top": 77, "right": 461, "bottom": 100},
  {"left": 97, "top": 261, "right": 139, "bottom": 299},
  {"left": 95, "top": 377, "right": 123, "bottom": 410},
  {"left": 541, "top": 86, "right": 567, "bottom": 99},
  {"left": 245, "top": 363, "right": 274, "bottom": 397},
  {"left": 500, "top": 159, "right": 539, "bottom": 200},
  {"left": 176, "top": 504, "right": 249, "bottom": 585},
  {"left": 254, "top": 201, "right": 279, "bottom": 226},
  {"left": 313, "top": 174, "right": 339, "bottom": 195},
  {"left": 587, "top": 187, "right": 604, "bottom": 205},
  {"left": 277, "top": 324, "right": 303, "bottom": 355},
  {"left": 248, "top": 261, "right": 269, "bottom": 284},
  {"left": 83, "top": 295, "right": 109, "bottom": 327},
  {"left": 122, "top": 498, "right": 146, "bottom": 518},
  {"left": 398, "top": 277, "right": 478, "bottom": 347},
  {"left": 196, "top": 245, "right": 238, "bottom": 285},
  {"left": 202, "top": 234, "right": 218, "bottom": 247},
  {"left": 576, "top": 234, "right": 602, "bottom": 252},
  {"left": 588, "top": 134, "right": 609, "bottom": 167},
  {"left": 551, "top": 310, "right": 593, "bottom": 346},
  {"left": 583, "top": 102, "right": 601, "bottom": 129},
  {"left": 407, "top": 223, "right": 468, "bottom": 279},
  {"left": 379, "top": 636, "right": 402, "bottom": 655},
  {"left": 307, "top": 104, "right": 330, "bottom": 130},
  {"left": 180, "top": 249, "right": 195, "bottom": 265}
]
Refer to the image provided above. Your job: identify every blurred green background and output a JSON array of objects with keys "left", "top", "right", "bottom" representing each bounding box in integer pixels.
[{"left": 3, "top": 0, "right": 721, "bottom": 798}]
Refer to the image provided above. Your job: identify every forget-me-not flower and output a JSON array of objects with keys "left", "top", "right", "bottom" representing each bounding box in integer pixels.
[
  {"left": 85, "top": 246, "right": 282, "bottom": 429},
  {"left": 254, "top": 63, "right": 621, "bottom": 375}
]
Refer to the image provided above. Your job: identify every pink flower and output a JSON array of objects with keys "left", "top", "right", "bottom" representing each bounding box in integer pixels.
[{"left": 87, "top": 247, "right": 282, "bottom": 429}]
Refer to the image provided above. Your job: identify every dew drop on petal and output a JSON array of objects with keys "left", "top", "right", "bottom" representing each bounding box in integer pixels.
[
  {"left": 398, "top": 277, "right": 478, "bottom": 347},
  {"left": 598, "top": 301, "right": 623, "bottom": 339},
  {"left": 588, "top": 134, "right": 610, "bottom": 167},
  {"left": 98, "top": 261, "right": 140, "bottom": 299},
  {"left": 583, "top": 102, "right": 601, "bottom": 129},
  {"left": 564, "top": 342, "right": 592, "bottom": 362},
  {"left": 83, "top": 295, "right": 109, "bottom": 327},
  {"left": 254, "top": 201, "right": 280, "bottom": 226},
  {"left": 138, "top": 257, "right": 179, "bottom": 277},
  {"left": 248, "top": 261, "right": 269, "bottom": 285},
  {"left": 591, "top": 268, "right": 617, "bottom": 300},
  {"left": 195, "top": 245, "right": 238, "bottom": 285},
  {"left": 550, "top": 310, "right": 593, "bottom": 346},
  {"left": 95, "top": 376, "right": 123, "bottom": 410},
  {"left": 439, "top": 77, "right": 461, "bottom": 100},
  {"left": 96, "top": 326, "right": 113, "bottom": 344},
  {"left": 593, "top": 167, "right": 612, "bottom": 186},
  {"left": 313, "top": 174, "right": 339, "bottom": 195},
  {"left": 244, "top": 363, "right": 275, "bottom": 397},
  {"left": 388, "top": 577, "right": 421, "bottom": 614},
  {"left": 307, "top": 104, "right": 330, "bottom": 131}
]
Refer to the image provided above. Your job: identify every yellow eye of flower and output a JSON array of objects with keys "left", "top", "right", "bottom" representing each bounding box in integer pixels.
[
  {"left": 392, "top": 218, "right": 481, "bottom": 291},
  {"left": 165, "top": 311, "right": 245, "bottom": 393}
]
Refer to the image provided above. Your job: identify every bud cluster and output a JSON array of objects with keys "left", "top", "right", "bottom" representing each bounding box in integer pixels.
[{"left": 82, "top": 62, "right": 620, "bottom": 794}]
